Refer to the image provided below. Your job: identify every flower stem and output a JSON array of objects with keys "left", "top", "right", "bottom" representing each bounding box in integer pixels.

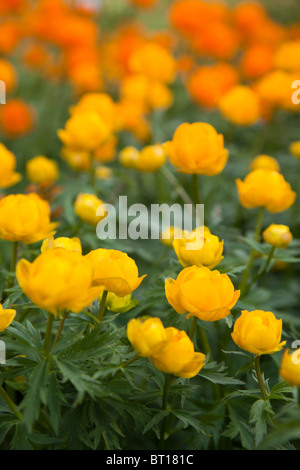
[
  {"left": 43, "top": 313, "right": 54, "bottom": 357},
  {"left": 52, "top": 311, "right": 69, "bottom": 350},
  {"left": 121, "top": 353, "right": 139, "bottom": 368},
  {"left": 0, "top": 386, "right": 23, "bottom": 420},
  {"left": 159, "top": 374, "right": 172, "bottom": 448},
  {"left": 255, "top": 354, "right": 268, "bottom": 400},
  {"left": 192, "top": 173, "right": 201, "bottom": 206},
  {"left": 240, "top": 207, "right": 264, "bottom": 296},
  {"left": 251, "top": 246, "right": 276, "bottom": 286},
  {"left": 98, "top": 290, "right": 108, "bottom": 323}
]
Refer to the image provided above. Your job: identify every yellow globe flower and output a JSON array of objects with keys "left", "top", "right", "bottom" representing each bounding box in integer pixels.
[
  {"left": 219, "top": 85, "right": 261, "bottom": 126},
  {"left": 41, "top": 236, "right": 82, "bottom": 254},
  {"left": 26, "top": 155, "right": 59, "bottom": 184},
  {"left": 250, "top": 155, "right": 280, "bottom": 172},
  {"left": 236, "top": 169, "right": 296, "bottom": 213},
  {"left": 0, "top": 303, "right": 16, "bottom": 332},
  {"left": 0, "top": 193, "right": 57, "bottom": 244},
  {"left": 262, "top": 224, "right": 293, "bottom": 248},
  {"left": 279, "top": 348, "right": 300, "bottom": 387},
  {"left": 135, "top": 144, "right": 166, "bottom": 172},
  {"left": 160, "top": 226, "right": 185, "bottom": 248},
  {"left": 16, "top": 248, "right": 102, "bottom": 316},
  {"left": 289, "top": 141, "right": 300, "bottom": 159},
  {"left": 74, "top": 193, "right": 108, "bottom": 226},
  {"left": 57, "top": 111, "right": 110, "bottom": 151},
  {"left": 60, "top": 147, "right": 91, "bottom": 171},
  {"left": 86, "top": 248, "right": 146, "bottom": 296},
  {"left": 165, "top": 266, "right": 240, "bottom": 322},
  {"left": 127, "top": 317, "right": 167, "bottom": 357},
  {"left": 119, "top": 146, "right": 140, "bottom": 169},
  {"left": 231, "top": 310, "right": 286, "bottom": 355},
  {"left": 150, "top": 327, "right": 206, "bottom": 379},
  {"left": 164, "top": 122, "right": 228, "bottom": 175},
  {"left": 129, "top": 43, "right": 176, "bottom": 84},
  {"left": 70, "top": 92, "right": 117, "bottom": 131},
  {"left": 173, "top": 226, "right": 224, "bottom": 269},
  {"left": 0, "top": 143, "right": 21, "bottom": 189}
]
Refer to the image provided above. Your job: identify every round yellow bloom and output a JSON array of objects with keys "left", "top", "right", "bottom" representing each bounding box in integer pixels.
[
  {"left": 135, "top": 144, "right": 166, "bottom": 172},
  {"left": 279, "top": 348, "right": 300, "bottom": 387},
  {"left": 289, "top": 141, "right": 300, "bottom": 159},
  {"left": 262, "top": 224, "right": 293, "bottom": 248},
  {"left": 41, "top": 236, "right": 82, "bottom": 254},
  {"left": 0, "top": 143, "right": 21, "bottom": 189},
  {"left": 150, "top": 327, "right": 206, "bottom": 378},
  {"left": 164, "top": 122, "right": 228, "bottom": 175},
  {"left": 96, "top": 166, "right": 112, "bottom": 179},
  {"left": 16, "top": 248, "right": 102, "bottom": 316},
  {"left": 119, "top": 146, "right": 140, "bottom": 169},
  {"left": 231, "top": 310, "right": 286, "bottom": 355},
  {"left": 70, "top": 92, "right": 116, "bottom": 131},
  {"left": 236, "top": 169, "right": 296, "bottom": 213},
  {"left": 274, "top": 40, "right": 300, "bottom": 73},
  {"left": 173, "top": 226, "right": 224, "bottom": 269},
  {"left": 26, "top": 155, "right": 59, "bottom": 184},
  {"left": 0, "top": 193, "right": 57, "bottom": 244},
  {"left": 250, "top": 155, "right": 280, "bottom": 172},
  {"left": 121, "top": 74, "right": 173, "bottom": 110},
  {"left": 165, "top": 266, "right": 240, "bottom": 322},
  {"left": 160, "top": 226, "right": 184, "bottom": 247},
  {"left": 219, "top": 85, "right": 261, "bottom": 126},
  {"left": 57, "top": 111, "right": 110, "bottom": 151},
  {"left": 129, "top": 43, "right": 176, "bottom": 84},
  {"left": 74, "top": 193, "right": 108, "bottom": 226},
  {"left": 61, "top": 147, "right": 91, "bottom": 171},
  {"left": 0, "top": 59, "right": 17, "bottom": 93},
  {"left": 86, "top": 248, "right": 146, "bottom": 296},
  {"left": 127, "top": 317, "right": 167, "bottom": 357},
  {"left": 0, "top": 303, "right": 16, "bottom": 332}
]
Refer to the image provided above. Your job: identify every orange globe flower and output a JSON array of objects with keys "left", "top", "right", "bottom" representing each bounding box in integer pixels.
[{"left": 0, "top": 99, "right": 34, "bottom": 138}]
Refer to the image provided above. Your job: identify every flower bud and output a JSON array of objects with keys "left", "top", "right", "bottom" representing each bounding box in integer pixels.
[
  {"left": 0, "top": 303, "right": 16, "bottom": 332},
  {"left": 279, "top": 348, "right": 300, "bottom": 387},
  {"left": 26, "top": 155, "right": 59, "bottom": 184},
  {"left": 74, "top": 193, "right": 107, "bottom": 226},
  {"left": 262, "top": 224, "right": 293, "bottom": 248}
]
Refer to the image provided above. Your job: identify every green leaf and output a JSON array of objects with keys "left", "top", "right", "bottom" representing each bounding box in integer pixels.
[{"left": 249, "top": 399, "right": 274, "bottom": 448}]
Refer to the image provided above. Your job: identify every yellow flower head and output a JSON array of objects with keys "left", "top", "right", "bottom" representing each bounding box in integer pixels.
[
  {"left": 127, "top": 317, "right": 167, "bottom": 357},
  {"left": 129, "top": 43, "right": 176, "bottom": 84},
  {"left": 219, "top": 85, "right": 261, "bottom": 126},
  {"left": 279, "top": 348, "right": 300, "bottom": 387},
  {"left": 231, "top": 310, "right": 286, "bottom": 355},
  {"left": 86, "top": 248, "right": 146, "bottom": 296},
  {"left": 135, "top": 144, "right": 166, "bottom": 172},
  {"left": 150, "top": 327, "right": 206, "bottom": 378},
  {"left": 289, "top": 141, "right": 300, "bottom": 159},
  {"left": 119, "top": 146, "right": 140, "bottom": 169},
  {"left": 70, "top": 92, "right": 117, "bottom": 131},
  {"left": 0, "top": 303, "right": 16, "bottom": 332},
  {"left": 16, "top": 248, "right": 102, "bottom": 316},
  {"left": 164, "top": 122, "right": 228, "bottom": 175},
  {"left": 26, "top": 155, "right": 59, "bottom": 184},
  {"left": 41, "top": 236, "right": 82, "bottom": 254},
  {"left": 165, "top": 266, "right": 240, "bottom": 322},
  {"left": 58, "top": 111, "right": 110, "bottom": 151},
  {"left": 60, "top": 147, "right": 91, "bottom": 171},
  {"left": 236, "top": 169, "right": 296, "bottom": 213},
  {"left": 173, "top": 226, "right": 224, "bottom": 269},
  {"left": 74, "top": 193, "right": 108, "bottom": 226},
  {"left": 160, "top": 226, "right": 185, "bottom": 248},
  {"left": 0, "top": 143, "right": 21, "bottom": 189},
  {"left": 250, "top": 154, "right": 280, "bottom": 172},
  {"left": 0, "top": 193, "right": 57, "bottom": 244},
  {"left": 262, "top": 224, "right": 293, "bottom": 248}
]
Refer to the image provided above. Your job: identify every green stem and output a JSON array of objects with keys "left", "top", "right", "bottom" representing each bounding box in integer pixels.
[
  {"left": 298, "top": 387, "right": 300, "bottom": 407},
  {"left": 160, "top": 166, "right": 194, "bottom": 207},
  {"left": 10, "top": 241, "right": 19, "bottom": 273},
  {"left": 159, "top": 374, "right": 172, "bottom": 448},
  {"left": 192, "top": 173, "right": 201, "bottom": 206},
  {"left": 251, "top": 246, "right": 276, "bottom": 286},
  {"left": 43, "top": 313, "right": 54, "bottom": 357},
  {"left": 239, "top": 207, "right": 264, "bottom": 296},
  {"left": 121, "top": 353, "right": 139, "bottom": 368},
  {"left": 0, "top": 386, "right": 23, "bottom": 420},
  {"left": 255, "top": 354, "right": 268, "bottom": 400},
  {"left": 90, "top": 154, "right": 96, "bottom": 191},
  {"left": 189, "top": 317, "right": 198, "bottom": 342},
  {"left": 98, "top": 290, "right": 108, "bottom": 323},
  {"left": 52, "top": 311, "right": 69, "bottom": 350}
]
